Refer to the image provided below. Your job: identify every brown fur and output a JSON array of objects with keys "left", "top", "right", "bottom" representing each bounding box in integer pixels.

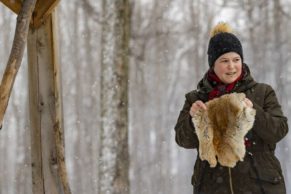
[
  {"left": 192, "top": 93, "right": 256, "bottom": 168},
  {"left": 210, "top": 22, "right": 233, "bottom": 37}
]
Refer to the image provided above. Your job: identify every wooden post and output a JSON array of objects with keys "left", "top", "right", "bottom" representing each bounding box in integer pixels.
[{"left": 27, "top": 11, "right": 71, "bottom": 194}]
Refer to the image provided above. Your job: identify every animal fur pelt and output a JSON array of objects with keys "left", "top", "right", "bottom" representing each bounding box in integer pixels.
[{"left": 192, "top": 93, "right": 256, "bottom": 168}]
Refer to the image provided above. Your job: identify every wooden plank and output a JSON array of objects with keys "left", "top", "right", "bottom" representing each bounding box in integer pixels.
[
  {"left": 27, "top": 11, "right": 45, "bottom": 194},
  {"left": 28, "top": 11, "right": 70, "bottom": 194},
  {"left": 33, "top": 14, "right": 59, "bottom": 193},
  {"left": 0, "top": 0, "right": 22, "bottom": 14}
]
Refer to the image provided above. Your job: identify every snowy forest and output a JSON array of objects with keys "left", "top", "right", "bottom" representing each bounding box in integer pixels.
[{"left": 0, "top": 0, "right": 291, "bottom": 194}]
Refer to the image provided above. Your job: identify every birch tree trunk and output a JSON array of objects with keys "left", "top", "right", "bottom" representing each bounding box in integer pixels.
[{"left": 99, "top": 0, "right": 130, "bottom": 194}]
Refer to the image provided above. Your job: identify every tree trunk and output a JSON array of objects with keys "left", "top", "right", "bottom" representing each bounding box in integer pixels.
[{"left": 98, "top": 0, "right": 130, "bottom": 194}]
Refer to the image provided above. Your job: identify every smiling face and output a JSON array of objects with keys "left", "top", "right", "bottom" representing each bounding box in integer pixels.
[{"left": 213, "top": 52, "right": 242, "bottom": 84}]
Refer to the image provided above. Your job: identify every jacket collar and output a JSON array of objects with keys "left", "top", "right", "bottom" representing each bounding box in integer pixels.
[{"left": 196, "top": 63, "right": 257, "bottom": 101}]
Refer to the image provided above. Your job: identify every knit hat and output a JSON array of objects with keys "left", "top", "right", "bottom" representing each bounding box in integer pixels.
[{"left": 207, "top": 22, "right": 243, "bottom": 67}]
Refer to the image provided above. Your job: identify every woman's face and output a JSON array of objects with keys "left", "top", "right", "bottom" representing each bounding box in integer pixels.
[{"left": 213, "top": 52, "right": 242, "bottom": 84}]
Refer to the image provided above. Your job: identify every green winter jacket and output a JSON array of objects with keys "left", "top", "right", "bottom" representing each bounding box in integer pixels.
[{"left": 174, "top": 64, "right": 288, "bottom": 194}]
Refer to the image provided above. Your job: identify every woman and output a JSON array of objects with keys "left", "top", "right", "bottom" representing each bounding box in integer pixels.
[{"left": 174, "top": 22, "right": 288, "bottom": 194}]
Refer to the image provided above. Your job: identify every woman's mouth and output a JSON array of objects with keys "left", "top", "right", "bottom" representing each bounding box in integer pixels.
[{"left": 226, "top": 72, "right": 236, "bottom": 76}]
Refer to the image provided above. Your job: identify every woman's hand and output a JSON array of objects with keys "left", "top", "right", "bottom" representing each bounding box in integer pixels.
[
  {"left": 189, "top": 100, "right": 207, "bottom": 117},
  {"left": 243, "top": 97, "right": 253, "bottom": 108}
]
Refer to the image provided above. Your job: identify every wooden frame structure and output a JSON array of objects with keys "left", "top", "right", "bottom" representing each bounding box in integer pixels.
[
  {"left": 1, "top": 0, "right": 60, "bottom": 27},
  {"left": 0, "top": 0, "right": 71, "bottom": 194}
]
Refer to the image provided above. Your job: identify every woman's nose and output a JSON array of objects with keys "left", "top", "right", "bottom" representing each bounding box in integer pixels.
[{"left": 228, "top": 62, "right": 235, "bottom": 69}]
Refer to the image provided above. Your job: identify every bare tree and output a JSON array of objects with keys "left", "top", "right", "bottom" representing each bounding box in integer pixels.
[{"left": 99, "top": 0, "right": 130, "bottom": 194}]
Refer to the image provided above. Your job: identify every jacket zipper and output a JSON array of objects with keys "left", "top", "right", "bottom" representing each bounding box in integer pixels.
[{"left": 228, "top": 168, "right": 234, "bottom": 194}]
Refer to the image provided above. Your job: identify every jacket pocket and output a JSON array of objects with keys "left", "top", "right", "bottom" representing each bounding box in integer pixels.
[{"left": 249, "top": 168, "right": 283, "bottom": 184}]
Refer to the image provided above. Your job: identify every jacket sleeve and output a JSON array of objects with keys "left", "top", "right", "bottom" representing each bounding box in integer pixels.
[
  {"left": 174, "top": 92, "right": 200, "bottom": 149},
  {"left": 252, "top": 85, "right": 289, "bottom": 143}
]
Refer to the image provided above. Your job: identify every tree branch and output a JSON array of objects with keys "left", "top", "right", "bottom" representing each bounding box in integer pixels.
[
  {"left": 80, "top": 0, "right": 103, "bottom": 24},
  {"left": 0, "top": 0, "right": 37, "bottom": 129}
]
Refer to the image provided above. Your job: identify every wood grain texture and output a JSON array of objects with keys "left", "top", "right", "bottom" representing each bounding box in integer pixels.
[{"left": 28, "top": 11, "right": 71, "bottom": 194}]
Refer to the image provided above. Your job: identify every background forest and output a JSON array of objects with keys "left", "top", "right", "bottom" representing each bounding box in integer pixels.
[{"left": 0, "top": 0, "right": 291, "bottom": 194}]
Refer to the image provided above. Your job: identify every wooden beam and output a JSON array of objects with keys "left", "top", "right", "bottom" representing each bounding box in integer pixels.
[
  {"left": 33, "top": 0, "right": 60, "bottom": 28},
  {"left": 0, "top": 0, "right": 22, "bottom": 14},
  {"left": 0, "top": 0, "right": 60, "bottom": 28}
]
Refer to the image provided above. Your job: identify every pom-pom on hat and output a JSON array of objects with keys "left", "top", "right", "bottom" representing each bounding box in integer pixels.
[{"left": 207, "top": 22, "right": 243, "bottom": 67}]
